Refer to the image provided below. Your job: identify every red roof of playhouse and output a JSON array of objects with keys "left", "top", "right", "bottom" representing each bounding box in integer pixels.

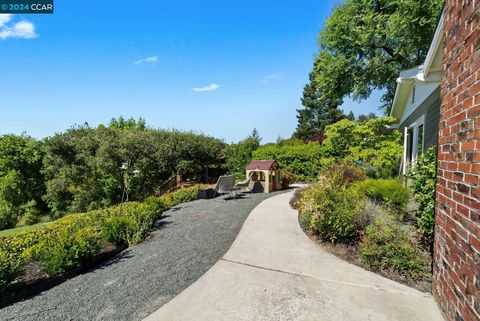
[{"left": 245, "top": 160, "right": 277, "bottom": 170}]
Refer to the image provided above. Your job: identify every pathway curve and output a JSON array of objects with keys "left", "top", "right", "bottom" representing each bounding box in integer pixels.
[
  {"left": 145, "top": 190, "right": 444, "bottom": 321},
  {"left": 0, "top": 192, "right": 284, "bottom": 321}
]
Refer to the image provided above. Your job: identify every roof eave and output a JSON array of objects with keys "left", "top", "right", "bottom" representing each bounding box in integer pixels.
[
  {"left": 424, "top": 9, "right": 445, "bottom": 77},
  {"left": 390, "top": 77, "right": 415, "bottom": 121}
]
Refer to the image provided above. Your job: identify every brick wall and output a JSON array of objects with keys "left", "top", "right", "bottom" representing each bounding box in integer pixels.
[{"left": 433, "top": 1, "right": 480, "bottom": 321}]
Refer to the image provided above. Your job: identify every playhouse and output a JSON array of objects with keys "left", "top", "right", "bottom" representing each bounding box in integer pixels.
[{"left": 245, "top": 160, "right": 281, "bottom": 193}]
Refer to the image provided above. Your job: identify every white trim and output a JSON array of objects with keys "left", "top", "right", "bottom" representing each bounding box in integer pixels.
[
  {"left": 410, "top": 116, "right": 425, "bottom": 166},
  {"left": 412, "top": 126, "right": 419, "bottom": 165},
  {"left": 402, "top": 115, "right": 425, "bottom": 174},
  {"left": 402, "top": 126, "right": 409, "bottom": 175},
  {"left": 408, "top": 114, "right": 425, "bottom": 129},
  {"left": 423, "top": 10, "right": 445, "bottom": 78}
]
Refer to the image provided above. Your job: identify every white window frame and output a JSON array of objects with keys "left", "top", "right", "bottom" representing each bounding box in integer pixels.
[{"left": 402, "top": 115, "right": 425, "bottom": 175}]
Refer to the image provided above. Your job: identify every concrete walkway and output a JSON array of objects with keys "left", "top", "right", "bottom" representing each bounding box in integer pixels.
[{"left": 144, "top": 190, "right": 444, "bottom": 321}]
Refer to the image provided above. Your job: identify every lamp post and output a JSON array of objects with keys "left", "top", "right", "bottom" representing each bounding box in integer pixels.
[{"left": 120, "top": 162, "right": 141, "bottom": 203}]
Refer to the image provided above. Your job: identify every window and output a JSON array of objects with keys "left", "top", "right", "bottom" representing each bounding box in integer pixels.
[
  {"left": 411, "top": 85, "right": 416, "bottom": 104},
  {"left": 404, "top": 120, "right": 424, "bottom": 173},
  {"left": 407, "top": 128, "right": 414, "bottom": 165},
  {"left": 417, "top": 124, "right": 424, "bottom": 155}
]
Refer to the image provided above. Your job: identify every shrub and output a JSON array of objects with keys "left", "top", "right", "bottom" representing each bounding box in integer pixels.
[
  {"left": 354, "top": 179, "right": 409, "bottom": 216},
  {"left": 323, "top": 117, "right": 403, "bottom": 178},
  {"left": 0, "top": 185, "right": 202, "bottom": 286},
  {"left": 360, "top": 219, "right": 428, "bottom": 278},
  {"left": 290, "top": 188, "right": 306, "bottom": 210},
  {"left": 103, "top": 214, "right": 136, "bottom": 245},
  {"left": 252, "top": 142, "right": 325, "bottom": 182},
  {"left": 281, "top": 171, "right": 295, "bottom": 189},
  {"left": 298, "top": 182, "right": 367, "bottom": 243},
  {"left": 0, "top": 201, "right": 18, "bottom": 231},
  {"left": 224, "top": 130, "right": 261, "bottom": 179},
  {"left": 144, "top": 196, "right": 167, "bottom": 217},
  {"left": 101, "top": 187, "right": 194, "bottom": 246},
  {"left": 0, "top": 249, "right": 24, "bottom": 290},
  {"left": 23, "top": 200, "right": 43, "bottom": 225},
  {"left": 27, "top": 226, "right": 102, "bottom": 275},
  {"left": 298, "top": 209, "right": 313, "bottom": 230},
  {"left": 408, "top": 147, "right": 437, "bottom": 242},
  {"left": 160, "top": 185, "right": 204, "bottom": 208},
  {"left": 102, "top": 201, "right": 161, "bottom": 245},
  {"left": 320, "top": 162, "right": 367, "bottom": 186}
]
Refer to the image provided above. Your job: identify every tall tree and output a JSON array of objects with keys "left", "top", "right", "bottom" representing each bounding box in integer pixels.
[
  {"left": 294, "top": 70, "right": 345, "bottom": 140},
  {"left": 224, "top": 129, "right": 261, "bottom": 179},
  {"left": 0, "top": 134, "right": 46, "bottom": 229},
  {"left": 313, "top": 0, "right": 443, "bottom": 114}
]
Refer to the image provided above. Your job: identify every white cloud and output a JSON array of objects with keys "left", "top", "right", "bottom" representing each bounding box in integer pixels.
[
  {"left": 192, "top": 83, "right": 219, "bottom": 92},
  {"left": 260, "top": 73, "right": 279, "bottom": 84},
  {"left": 134, "top": 56, "right": 158, "bottom": 65},
  {"left": 0, "top": 15, "right": 37, "bottom": 40},
  {"left": 0, "top": 14, "right": 11, "bottom": 27}
]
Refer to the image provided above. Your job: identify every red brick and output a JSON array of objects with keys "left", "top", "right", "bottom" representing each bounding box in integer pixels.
[
  {"left": 464, "top": 173, "right": 479, "bottom": 185},
  {"left": 461, "top": 141, "right": 476, "bottom": 151},
  {"left": 434, "top": 2, "right": 480, "bottom": 320},
  {"left": 469, "top": 235, "right": 480, "bottom": 253}
]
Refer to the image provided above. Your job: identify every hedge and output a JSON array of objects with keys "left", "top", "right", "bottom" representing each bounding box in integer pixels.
[{"left": 0, "top": 185, "right": 204, "bottom": 290}]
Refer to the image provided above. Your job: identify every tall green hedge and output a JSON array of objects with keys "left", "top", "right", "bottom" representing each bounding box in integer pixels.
[{"left": 252, "top": 143, "right": 325, "bottom": 182}]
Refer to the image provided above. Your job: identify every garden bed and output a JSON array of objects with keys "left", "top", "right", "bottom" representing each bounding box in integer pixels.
[
  {"left": 0, "top": 185, "right": 205, "bottom": 306},
  {"left": 292, "top": 163, "right": 433, "bottom": 294},
  {"left": 0, "top": 243, "right": 127, "bottom": 307},
  {"left": 299, "top": 215, "right": 432, "bottom": 293}
]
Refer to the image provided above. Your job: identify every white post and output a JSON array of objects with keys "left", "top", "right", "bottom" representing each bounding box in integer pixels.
[
  {"left": 402, "top": 127, "right": 409, "bottom": 175},
  {"left": 412, "top": 126, "right": 419, "bottom": 166}
]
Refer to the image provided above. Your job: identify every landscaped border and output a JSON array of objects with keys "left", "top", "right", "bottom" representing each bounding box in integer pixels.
[{"left": 0, "top": 185, "right": 206, "bottom": 306}]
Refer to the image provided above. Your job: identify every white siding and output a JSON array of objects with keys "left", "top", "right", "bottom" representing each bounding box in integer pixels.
[{"left": 400, "top": 82, "right": 439, "bottom": 124}]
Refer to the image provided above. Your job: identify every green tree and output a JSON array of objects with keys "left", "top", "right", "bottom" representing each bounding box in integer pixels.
[
  {"left": 294, "top": 69, "right": 345, "bottom": 140},
  {"left": 357, "top": 112, "right": 377, "bottom": 123},
  {"left": 323, "top": 117, "right": 402, "bottom": 178},
  {"left": 224, "top": 129, "right": 261, "bottom": 179},
  {"left": 0, "top": 134, "right": 46, "bottom": 229},
  {"left": 253, "top": 142, "right": 326, "bottom": 182},
  {"left": 313, "top": 0, "right": 443, "bottom": 113},
  {"left": 346, "top": 111, "right": 355, "bottom": 121},
  {"left": 109, "top": 116, "right": 147, "bottom": 130},
  {"left": 43, "top": 123, "right": 224, "bottom": 216}
]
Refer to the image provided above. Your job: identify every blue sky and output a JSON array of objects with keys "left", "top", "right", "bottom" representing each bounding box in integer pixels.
[{"left": 0, "top": 0, "right": 381, "bottom": 143}]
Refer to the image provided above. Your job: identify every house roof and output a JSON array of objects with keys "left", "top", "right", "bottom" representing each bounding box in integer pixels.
[
  {"left": 245, "top": 160, "right": 277, "bottom": 170},
  {"left": 390, "top": 67, "right": 419, "bottom": 121},
  {"left": 422, "top": 11, "right": 445, "bottom": 78},
  {"left": 390, "top": 9, "right": 445, "bottom": 123}
]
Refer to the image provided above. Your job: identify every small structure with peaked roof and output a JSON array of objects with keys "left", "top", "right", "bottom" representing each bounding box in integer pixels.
[{"left": 245, "top": 160, "right": 281, "bottom": 193}]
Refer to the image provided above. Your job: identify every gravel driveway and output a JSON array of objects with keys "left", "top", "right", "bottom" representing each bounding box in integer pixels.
[{"left": 0, "top": 192, "right": 284, "bottom": 321}]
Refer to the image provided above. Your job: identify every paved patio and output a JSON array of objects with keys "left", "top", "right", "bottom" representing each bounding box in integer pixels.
[{"left": 144, "top": 190, "right": 444, "bottom": 321}]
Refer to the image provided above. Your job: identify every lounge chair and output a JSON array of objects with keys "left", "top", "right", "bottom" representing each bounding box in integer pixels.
[
  {"left": 212, "top": 175, "right": 237, "bottom": 200},
  {"left": 235, "top": 174, "right": 253, "bottom": 195}
]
